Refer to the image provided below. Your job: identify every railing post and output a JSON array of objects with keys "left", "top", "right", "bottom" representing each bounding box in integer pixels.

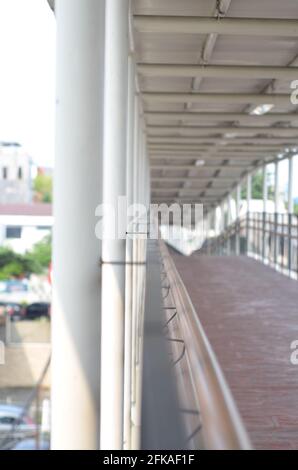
[{"left": 100, "top": 0, "right": 129, "bottom": 450}]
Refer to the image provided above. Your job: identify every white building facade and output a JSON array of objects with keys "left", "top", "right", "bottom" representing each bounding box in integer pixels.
[
  {"left": 0, "top": 142, "right": 33, "bottom": 204},
  {"left": 0, "top": 204, "right": 53, "bottom": 254}
]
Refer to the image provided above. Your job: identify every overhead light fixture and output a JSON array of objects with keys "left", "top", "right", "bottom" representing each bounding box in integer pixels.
[
  {"left": 195, "top": 159, "right": 205, "bottom": 166},
  {"left": 250, "top": 104, "right": 274, "bottom": 116}
]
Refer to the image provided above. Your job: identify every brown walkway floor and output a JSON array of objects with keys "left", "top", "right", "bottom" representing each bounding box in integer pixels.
[{"left": 171, "top": 252, "right": 298, "bottom": 450}]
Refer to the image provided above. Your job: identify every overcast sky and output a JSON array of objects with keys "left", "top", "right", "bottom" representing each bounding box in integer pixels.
[
  {"left": 0, "top": 0, "right": 297, "bottom": 197},
  {"left": 0, "top": 0, "right": 56, "bottom": 167}
]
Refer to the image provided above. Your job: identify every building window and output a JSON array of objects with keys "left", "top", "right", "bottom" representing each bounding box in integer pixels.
[
  {"left": 2, "top": 167, "right": 7, "bottom": 180},
  {"left": 6, "top": 226, "right": 22, "bottom": 239},
  {"left": 18, "top": 167, "right": 23, "bottom": 180}
]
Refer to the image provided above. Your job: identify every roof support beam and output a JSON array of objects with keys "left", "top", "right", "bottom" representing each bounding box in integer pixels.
[
  {"left": 145, "top": 112, "right": 298, "bottom": 125},
  {"left": 151, "top": 164, "right": 248, "bottom": 170},
  {"left": 147, "top": 125, "right": 298, "bottom": 136},
  {"left": 148, "top": 145, "right": 289, "bottom": 151},
  {"left": 151, "top": 171, "right": 237, "bottom": 181},
  {"left": 134, "top": 16, "right": 298, "bottom": 37},
  {"left": 149, "top": 150, "right": 277, "bottom": 156},
  {"left": 142, "top": 92, "right": 291, "bottom": 106},
  {"left": 151, "top": 176, "right": 242, "bottom": 182},
  {"left": 150, "top": 155, "right": 271, "bottom": 162},
  {"left": 152, "top": 190, "right": 231, "bottom": 195},
  {"left": 148, "top": 136, "right": 298, "bottom": 143},
  {"left": 150, "top": 166, "right": 250, "bottom": 171},
  {"left": 138, "top": 64, "right": 298, "bottom": 81}
]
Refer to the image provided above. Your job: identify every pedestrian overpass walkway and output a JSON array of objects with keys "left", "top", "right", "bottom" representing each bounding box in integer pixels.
[
  {"left": 46, "top": 0, "right": 298, "bottom": 451},
  {"left": 170, "top": 251, "right": 298, "bottom": 450}
]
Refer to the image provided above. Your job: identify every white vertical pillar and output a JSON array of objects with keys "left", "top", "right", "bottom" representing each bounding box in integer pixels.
[
  {"left": 131, "top": 97, "right": 141, "bottom": 436},
  {"left": 274, "top": 161, "right": 280, "bottom": 266},
  {"left": 288, "top": 156, "right": 294, "bottom": 214},
  {"left": 227, "top": 195, "right": 232, "bottom": 254},
  {"left": 274, "top": 161, "right": 280, "bottom": 213},
  {"left": 262, "top": 166, "right": 268, "bottom": 260},
  {"left": 246, "top": 174, "right": 252, "bottom": 254},
  {"left": 123, "top": 55, "right": 136, "bottom": 450},
  {"left": 220, "top": 201, "right": 225, "bottom": 232},
  {"left": 131, "top": 130, "right": 147, "bottom": 450},
  {"left": 236, "top": 184, "right": 241, "bottom": 255},
  {"left": 216, "top": 205, "right": 222, "bottom": 235},
  {"left": 246, "top": 174, "right": 252, "bottom": 213},
  {"left": 236, "top": 184, "right": 241, "bottom": 219},
  {"left": 52, "top": 0, "right": 104, "bottom": 450},
  {"left": 131, "top": 124, "right": 144, "bottom": 450},
  {"left": 205, "top": 212, "right": 209, "bottom": 242},
  {"left": 227, "top": 195, "right": 232, "bottom": 225},
  {"left": 263, "top": 166, "right": 268, "bottom": 213},
  {"left": 100, "top": 0, "right": 129, "bottom": 450}
]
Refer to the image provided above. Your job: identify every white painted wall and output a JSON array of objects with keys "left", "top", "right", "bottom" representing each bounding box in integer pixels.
[{"left": 0, "top": 214, "right": 53, "bottom": 253}]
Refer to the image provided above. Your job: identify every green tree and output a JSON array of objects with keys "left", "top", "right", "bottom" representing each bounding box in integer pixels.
[
  {"left": 0, "top": 248, "right": 28, "bottom": 280},
  {"left": 25, "top": 235, "right": 52, "bottom": 270},
  {"left": 34, "top": 173, "right": 53, "bottom": 203},
  {"left": 241, "top": 172, "right": 274, "bottom": 200},
  {"left": 0, "top": 236, "right": 52, "bottom": 280}
]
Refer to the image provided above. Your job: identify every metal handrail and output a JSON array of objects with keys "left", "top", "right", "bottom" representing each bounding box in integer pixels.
[
  {"left": 204, "top": 212, "right": 298, "bottom": 278},
  {"left": 159, "top": 240, "right": 251, "bottom": 450}
]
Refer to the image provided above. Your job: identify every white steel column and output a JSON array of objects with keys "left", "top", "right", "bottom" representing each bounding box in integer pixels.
[
  {"left": 246, "top": 174, "right": 252, "bottom": 213},
  {"left": 227, "top": 195, "right": 232, "bottom": 254},
  {"left": 236, "top": 184, "right": 241, "bottom": 255},
  {"left": 246, "top": 174, "right": 252, "bottom": 254},
  {"left": 131, "top": 124, "right": 144, "bottom": 450},
  {"left": 221, "top": 201, "right": 225, "bottom": 232},
  {"left": 52, "top": 0, "right": 104, "bottom": 450},
  {"left": 274, "top": 161, "right": 280, "bottom": 267},
  {"left": 263, "top": 165, "right": 268, "bottom": 213},
  {"left": 227, "top": 195, "right": 233, "bottom": 225},
  {"left": 236, "top": 185, "right": 241, "bottom": 218},
  {"left": 124, "top": 55, "right": 136, "bottom": 450},
  {"left": 216, "top": 205, "right": 222, "bottom": 236},
  {"left": 288, "top": 156, "right": 294, "bottom": 214},
  {"left": 262, "top": 166, "right": 268, "bottom": 260},
  {"left": 274, "top": 161, "right": 280, "bottom": 213},
  {"left": 131, "top": 130, "right": 147, "bottom": 450},
  {"left": 100, "top": 0, "right": 129, "bottom": 450},
  {"left": 130, "top": 102, "right": 141, "bottom": 448}
]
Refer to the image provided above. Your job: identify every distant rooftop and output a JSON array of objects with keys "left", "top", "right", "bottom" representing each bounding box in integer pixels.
[{"left": 0, "top": 204, "right": 52, "bottom": 217}]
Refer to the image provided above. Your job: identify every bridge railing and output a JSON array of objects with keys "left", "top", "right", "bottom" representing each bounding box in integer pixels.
[
  {"left": 203, "top": 212, "right": 298, "bottom": 280},
  {"left": 159, "top": 240, "right": 251, "bottom": 450}
]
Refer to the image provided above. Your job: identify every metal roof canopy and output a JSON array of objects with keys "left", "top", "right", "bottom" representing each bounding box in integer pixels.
[{"left": 132, "top": 0, "right": 298, "bottom": 205}]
